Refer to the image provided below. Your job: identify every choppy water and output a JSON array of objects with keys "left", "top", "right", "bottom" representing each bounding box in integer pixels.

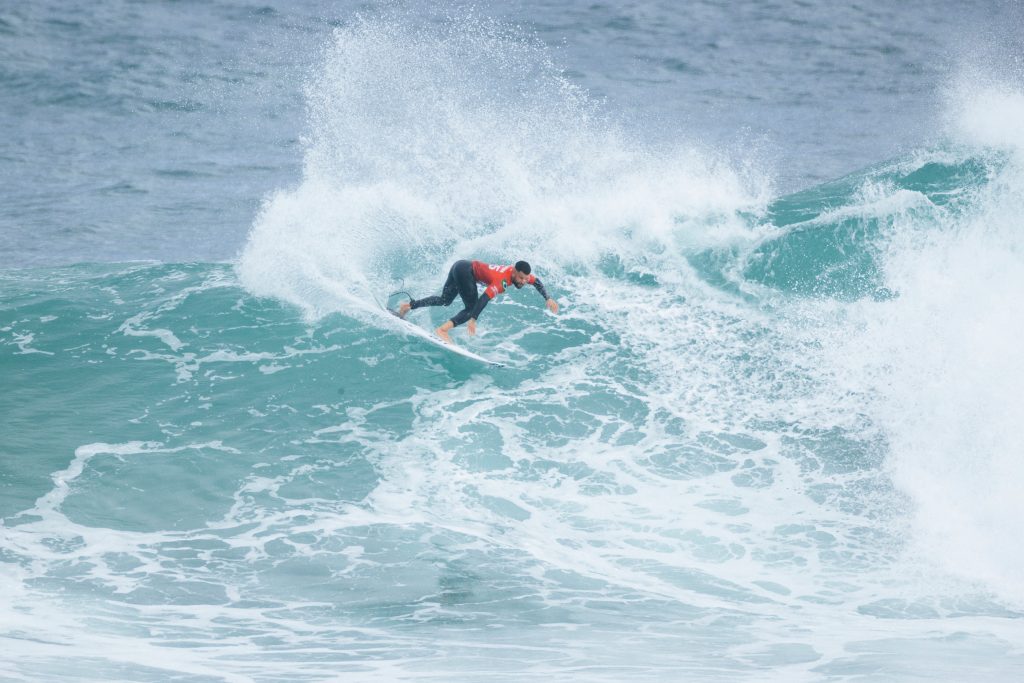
[{"left": 4, "top": 2, "right": 1024, "bottom": 681}]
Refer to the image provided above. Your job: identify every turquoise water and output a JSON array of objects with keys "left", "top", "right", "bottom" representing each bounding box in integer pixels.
[{"left": 4, "top": 2, "right": 1024, "bottom": 681}]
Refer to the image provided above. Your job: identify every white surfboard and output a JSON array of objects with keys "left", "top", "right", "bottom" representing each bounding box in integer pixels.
[{"left": 382, "top": 306, "right": 506, "bottom": 367}]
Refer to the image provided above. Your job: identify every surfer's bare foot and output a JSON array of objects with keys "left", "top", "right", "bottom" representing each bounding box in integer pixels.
[
  {"left": 397, "top": 301, "right": 412, "bottom": 318},
  {"left": 435, "top": 325, "right": 452, "bottom": 343}
]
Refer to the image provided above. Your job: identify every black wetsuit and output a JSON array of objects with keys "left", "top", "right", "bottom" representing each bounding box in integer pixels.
[{"left": 409, "top": 259, "right": 550, "bottom": 327}]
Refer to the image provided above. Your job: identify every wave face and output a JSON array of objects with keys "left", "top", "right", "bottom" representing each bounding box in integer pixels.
[{"left": 5, "top": 12, "right": 1024, "bottom": 683}]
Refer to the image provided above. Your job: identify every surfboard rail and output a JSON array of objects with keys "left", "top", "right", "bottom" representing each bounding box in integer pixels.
[{"left": 380, "top": 305, "right": 506, "bottom": 367}]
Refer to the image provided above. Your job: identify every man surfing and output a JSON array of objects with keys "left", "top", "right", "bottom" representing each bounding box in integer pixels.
[{"left": 398, "top": 260, "right": 559, "bottom": 343}]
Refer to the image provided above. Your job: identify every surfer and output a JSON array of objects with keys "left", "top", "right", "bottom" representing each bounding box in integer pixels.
[{"left": 398, "top": 260, "right": 559, "bottom": 343}]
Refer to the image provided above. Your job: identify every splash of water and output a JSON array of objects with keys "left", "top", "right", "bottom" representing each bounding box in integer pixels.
[
  {"left": 832, "top": 78, "right": 1024, "bottom": 605},
  {"left": 236, "top": 11, "right": 770, "bottom": 318}
]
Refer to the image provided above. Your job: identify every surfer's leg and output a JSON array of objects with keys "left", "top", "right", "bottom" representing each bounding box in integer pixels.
[
  {"left": 442, "top": 261, "right": 479, "bottom": 327},
  {"left": 408, "top": 261, "right": 465, "bottom": 310},
  {"left": 442, "top": 262, "right": 468, "bottom": 306},
  {"left": 454, "top": 261, "right": 478, "bottom": 311}
]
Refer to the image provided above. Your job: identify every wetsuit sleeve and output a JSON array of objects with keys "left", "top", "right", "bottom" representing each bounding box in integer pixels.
[
  {"left": 469, "top": 291, "right": 491, "bottom": 320},
  {"left": 532, "top": 277, "right": 550, "bottom": 300},
  {"left": 450, "top": 292, "right": 491, "bottom": 326}
]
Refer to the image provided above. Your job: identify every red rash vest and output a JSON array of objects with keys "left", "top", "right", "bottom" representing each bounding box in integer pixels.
[{"left": 471, "top": 261, "right": 537, "bottom": 299}]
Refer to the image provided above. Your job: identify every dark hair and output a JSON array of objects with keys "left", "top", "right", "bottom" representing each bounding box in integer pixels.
[{"left": 515, "top": 260, "right": 531, "bottom": 275}]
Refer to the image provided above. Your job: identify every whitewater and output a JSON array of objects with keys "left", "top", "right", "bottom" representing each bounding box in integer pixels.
[{"left": 3, "top": 2, "right": 1024, "bottom": 681}]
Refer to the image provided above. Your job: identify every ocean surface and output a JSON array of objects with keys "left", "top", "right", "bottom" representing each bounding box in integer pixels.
[{"left": 3, "top": 1, "right": 1024, "bottom": 680}]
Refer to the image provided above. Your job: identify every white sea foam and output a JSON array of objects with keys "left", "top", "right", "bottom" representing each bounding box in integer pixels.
[{"left": 831, "top": 80, "right": 1024, "bottom": 606}]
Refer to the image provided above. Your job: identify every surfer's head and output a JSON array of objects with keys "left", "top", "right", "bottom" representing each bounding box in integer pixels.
[{"left": 512, "top": 261, "right": 531, "bottom": 288}]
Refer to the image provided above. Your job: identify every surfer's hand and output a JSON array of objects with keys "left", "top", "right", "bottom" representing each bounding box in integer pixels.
[
  {"left": 397, "top": 301, "right": 412, "bottom": 318},
  {"left": 467, "top": 319, "right": 477, "bottom": 335},
  {"left": 546, "top": 298, "right": 559, "bottom": 314}
]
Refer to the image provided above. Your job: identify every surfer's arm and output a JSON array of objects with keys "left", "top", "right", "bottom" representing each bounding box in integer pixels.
[
  {"left": 464, "top": 294, "right": 492, "bottom": 336},
  {"left": 467, "top": 292, "right": 491, "bottom": 322},
  {"left": 448, "top": 293, "right": 491, "bottom": 328},
  {"left": 532, "top": 278, "right": 559, "bottom": 314}
]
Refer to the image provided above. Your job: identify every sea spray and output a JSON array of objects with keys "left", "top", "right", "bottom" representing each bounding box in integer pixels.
[
  {"left": 237, "top": 11, "right": 770, "bottom": 318},
  {"left": 831, "top": 80, "right": 1024, "bottom": 605}
]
